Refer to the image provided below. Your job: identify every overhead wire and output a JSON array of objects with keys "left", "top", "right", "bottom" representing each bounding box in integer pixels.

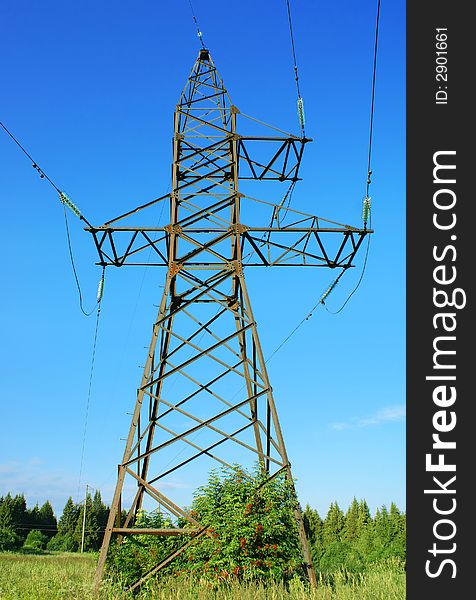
[
  {"left": 0, "top": 119, "right": 101, "bottom": 317},
  {"left": 265, "top": 269, "right": 348, "bottom": 364},
  {"left": 0, "top": 120, "right": 106, "bottom": 504},
  {"left": 257, "top": 0, "right": 382, "bottom": 346},
  {"left": 76, "top": 295, "right": 103, "bottom": 501},
  {"left": 271, "top": 180, "right": 296, "bottom": 226},
  {"left": 285, "top": 0, "right": 305, "bottom": 135},
  {"left": 2, "top": 0, "right": 381, "bottom": 502},
  {"left": 62, "top": 206, "right": 100, "bottom": 317},
  {"left": 366, "top": 0, "right": 381, "bottom": 199},
  {"left": 259, "top": 0, "right": 305, "bottom": 234},
  {"left": 1, "top": 121, "right": 60, "bottom": 192},
  {"left": 10, "top": 524, "right": 109, "bottom": 534},
  {"left": 224, "top": 271, "right": 340, "bottom": 406},
  {"left": 265, "top": 299, "right": 325, "bottom": 365},
  {"left": 91, "top": 179, "right": 173, "bottom": 497},
  {"left": 187, "top": 0, "right": 206, "bottom": 49},
  {"left": 230, "top": 1, "right": 383, "bottom": 360},
  {"left": 324, "top": 229, "right": 372, "bottom": 315},
  {"left": 324, "top": 0, "right": 381, "bottom": 315}
]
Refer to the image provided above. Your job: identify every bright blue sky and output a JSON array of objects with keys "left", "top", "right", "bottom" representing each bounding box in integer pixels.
[{"left": 0, "top": 0, "right": 405, "bottom": 519}]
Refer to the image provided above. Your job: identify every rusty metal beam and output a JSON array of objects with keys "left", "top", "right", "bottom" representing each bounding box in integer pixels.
[{"left": 112, "top": 528, "right": 200, "bottom": 536}]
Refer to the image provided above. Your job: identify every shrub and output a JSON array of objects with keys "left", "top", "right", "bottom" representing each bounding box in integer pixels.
[
  {"left": 46, "top": 532, "right": 77, "bottom": 552},
  {"left": 23, "top": 529, "right": 49, "bottom": 551},
  {"left": 0, "top": 528, "right": 21, "bottom": 552},
  {"left": 107, "top": 465, "right": 304, "bottom": 587}
]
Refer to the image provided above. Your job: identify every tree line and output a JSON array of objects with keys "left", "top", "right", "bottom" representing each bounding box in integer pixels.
[
  {"left": 0, "top": 486, "right": 405, "bottom": 574},
  {"left": 303, "top": 499, "right": 405, "bottom": 573},
  {"left": 105, "top": 467, "right": 405, "bottom": 585},
  {"left": 0, "top": 490, "right": 109, "bottom": 553}
]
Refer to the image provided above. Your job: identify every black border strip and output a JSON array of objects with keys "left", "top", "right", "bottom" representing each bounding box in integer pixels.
[{"left": 407, "top": 2, "right": 472, "bottom": 597}]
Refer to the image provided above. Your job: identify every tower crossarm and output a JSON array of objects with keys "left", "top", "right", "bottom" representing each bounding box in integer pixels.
[
  {"left": 85, "top": 222, "right": 371, "bottom": 268},
  {"left": 236, "top": 135, "right": 310, "bottom": 181}
]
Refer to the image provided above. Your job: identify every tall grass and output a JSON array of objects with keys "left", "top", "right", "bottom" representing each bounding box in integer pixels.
[
  {"left": 0, "top": 553, "right": 96, "bottom": 599},
  {"left": 0, "top": 553, "right": 405, "bottom": 599}
]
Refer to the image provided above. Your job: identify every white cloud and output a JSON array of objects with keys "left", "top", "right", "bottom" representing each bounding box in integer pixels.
[
  {"left": 0, "top": 459, "right": 77, "bottom": 516},
  {"left": 0, "top": 458, "right": 192, "bottom": 518},
  {"left": 330, "top": 404, "right": 406, "bottom": 431}
]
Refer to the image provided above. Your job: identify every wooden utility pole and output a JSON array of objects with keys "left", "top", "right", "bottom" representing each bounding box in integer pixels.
[{"left": 81, "top": 484, "right": 88, "bottom": 553}]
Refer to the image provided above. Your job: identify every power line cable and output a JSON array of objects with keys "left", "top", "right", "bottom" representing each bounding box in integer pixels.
[
  {"left": 265, "top": 270, "right": 345, "bottom": 363},
  {"left": 325, "top": 0, "right": 381, "bottom": 314},
  {"left": 1, "top": 120, "right": 109, "bottom": 508},
  {"left": 324, "top": 225, "right": 372, "bottom": 316},
  {"left": 76, "top": 298, "right": 103, "bottom": 502},
  {"left": 0, "top": 119, "right": 100, "bottom": 316},
  {"left": 0, "top": 120, "right": 92, "bottom": 225},
  {"left": 285, "top": 0, "right": 305, "bottom": 135},
  {"left": 259, "top": 1, "right": 382, "bottom": 334},
  {"left": 0, "top": 120, "right": 61, "bottom": 193},
  {"left": 366, "top": 0, "right": 381, "bottom": 199},
  {"left": 188, "top": 0, "right": 206, "bottom": 48},
  {"left": 62, "top": 206, "right": 99, "bottom": 317},
  {"left": 285, "top": 0, "right": 301, "bottom": 98}
]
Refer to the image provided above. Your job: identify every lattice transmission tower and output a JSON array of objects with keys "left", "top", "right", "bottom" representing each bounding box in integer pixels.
[{"left": 90, "top": 48, "right": 371, "bottom": 590}]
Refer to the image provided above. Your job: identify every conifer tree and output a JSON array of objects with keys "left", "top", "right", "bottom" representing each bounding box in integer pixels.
[
  {"left": 0, "top": 495, "right": 21, "bottom": 550},
  {"left": 302, "top": 504, "right": 322, "bottom": 545},
  {"left": 91, "top": 490, "right": 109, "bottom": 546},
  {"left": 58, "top": 497, "right": 80, "bottom": 537},
  {"left": 10, "top": 494, "right": 28, "bottom": 532},
  {"left": 322, "top": 501, "right": 345, "bottom": 546},
  {"left": 38, "top": 501, "right": 57, "bottom": 538},
  {"left": 302, "top": 504, "right": 325, "bottom": 565},
  {"left": 372, "top": 505, "right": 393, "bottom": 559},
  {"left": 0, "top": 495, "right": 15, "bottom": 529},
  {"left": 47, "top": 496, "right": 81, "bottom": 551},
  {"left": 358, "top": 499, "right": 371, "bottom": 529},
  {"left": 27, "top": 504, "right": 42, "bottom": 532},
  {"left": 319, "top": 502, "right": 348, "bottom": 573},
  {"left": 388, "top": 502, "right": 406, "bottom": 559},
  {"left": 343, "top": 498, "right": 360, "bottom": 543}
]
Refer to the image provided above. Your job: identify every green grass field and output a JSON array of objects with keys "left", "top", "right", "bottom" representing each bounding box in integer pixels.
[{"left": 0, "top": 553, "right": 405, "bottom": 599}]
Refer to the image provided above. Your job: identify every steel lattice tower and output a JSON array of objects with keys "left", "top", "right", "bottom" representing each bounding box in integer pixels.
[{"left": 91, "top": 49, "right": 371, "bottom": 591}]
